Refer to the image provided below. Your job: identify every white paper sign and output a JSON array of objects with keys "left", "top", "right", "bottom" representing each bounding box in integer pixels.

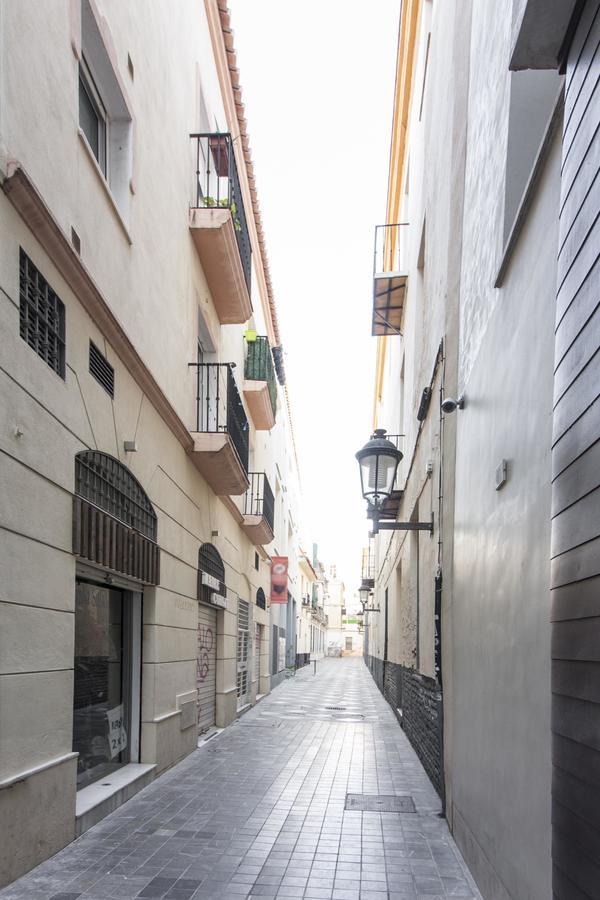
[
  {"left": 106, "top": 704, "right": 128, "bottom": 759},
  {"left": 210, "top": 592, "right": 227, "bottom": 609},
  {"left": 202, "top": 572, "right": 221, "bottom": 591}
]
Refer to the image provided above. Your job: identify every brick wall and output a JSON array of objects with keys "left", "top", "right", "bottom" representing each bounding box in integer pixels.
[{"left": 367, "top": 655, "right": 444, "bottom": 801}]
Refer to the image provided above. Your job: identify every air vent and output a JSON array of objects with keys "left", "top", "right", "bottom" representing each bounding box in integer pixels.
[{"left": 89, "top": 341, "right": 114, "bottom": 397}]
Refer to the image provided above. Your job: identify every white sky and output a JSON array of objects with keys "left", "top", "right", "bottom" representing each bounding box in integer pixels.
[{"left": 228, "top": 1, "right": 400, "bottom": 593}]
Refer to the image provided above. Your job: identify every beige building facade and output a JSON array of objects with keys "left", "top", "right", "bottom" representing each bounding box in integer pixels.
[{"left": 0, "top": 0, "right": 302, "bottom": 887}]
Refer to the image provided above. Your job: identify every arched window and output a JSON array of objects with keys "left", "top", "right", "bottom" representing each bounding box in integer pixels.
[
  {"left": 256, "top": 588, "right": 266, "bottom": 610},
  {"left": 198, "top": 543, "right": 226, "bottom": 604},
  {"left": 75, "top": 451, "right": 157, "bottom": 540},
  {"left": 73, "top": 451, "right": 159, "bottom": 584}
]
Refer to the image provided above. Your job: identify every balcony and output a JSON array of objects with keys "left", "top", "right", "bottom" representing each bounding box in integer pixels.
[
  {"left": 189, "top": 133, "right": 252, "bottom": 324},
  {"left": 188, "top": 363, "right": 249, "bottom": 495},
  {"left": 367, "top": 434, "right": 404, "bottom": 520},
  {"left": 372, "top": 223, "right": 408, "bottom": 336},
  {"left": 242, "top": 472, "right": 275, "bottom": 546},
  {"left": 243, "top": 335, "right": 277, "bottom": 430}
]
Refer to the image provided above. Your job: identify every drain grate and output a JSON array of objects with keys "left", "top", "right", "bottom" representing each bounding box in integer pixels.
[
  {"left": 345, "top": 793, "right": 416, "bottom": 813},
  {"left": 325, "top": 706, "right": 347, "bottom": 710}
]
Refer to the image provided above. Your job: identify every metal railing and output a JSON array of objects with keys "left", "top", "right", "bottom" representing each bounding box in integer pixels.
[
  {"left": 190, "top": 132, "right": 252, "bottom": 291},
  {"left": 190, "top": 362, "right": 249, "bottom": 473},
  {"left": 386, "top": 433, "right": 405, "bottom": 490},
  {"left": 244, "top": 472, "right": 275, "bottom": 533},
  {"left": 373, "top": 223, "right": 409, "bottom": 278},
  {"left": 244, "top": 336, "right": 277, "bottom": 417}
]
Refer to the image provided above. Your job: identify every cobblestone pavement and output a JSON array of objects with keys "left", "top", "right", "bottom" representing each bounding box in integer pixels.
[{"left": 1, "top": 658, "right": 481, "bottom": 900}]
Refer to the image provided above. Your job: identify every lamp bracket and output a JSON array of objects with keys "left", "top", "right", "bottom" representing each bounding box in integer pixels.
[{"left": 368, "top": 508, "right": 434, "bottom": 535}]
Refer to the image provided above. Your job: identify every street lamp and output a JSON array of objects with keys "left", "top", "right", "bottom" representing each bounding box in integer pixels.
[
  {"left": 356, "top": 429, "right": 433, "bottom": 535},
  {"left": 355, "top": 429, "right": 402, "bottom": 511}
]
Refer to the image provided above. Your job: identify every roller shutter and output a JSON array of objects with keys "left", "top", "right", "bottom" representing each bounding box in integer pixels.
[{"left": 197, "top": 603, "right": 217, "bottom": 732}]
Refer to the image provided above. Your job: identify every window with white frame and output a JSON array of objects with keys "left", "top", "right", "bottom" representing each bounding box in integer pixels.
[{"left": 79, "top": 0, "right": 133, "bottom": 218}]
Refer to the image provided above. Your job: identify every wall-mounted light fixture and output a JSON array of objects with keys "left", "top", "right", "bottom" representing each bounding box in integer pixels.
[{"left": 356, "top": 429, "right": 433, "bottom": 535}]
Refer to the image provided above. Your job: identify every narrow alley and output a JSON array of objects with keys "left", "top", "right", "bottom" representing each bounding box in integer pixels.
[{"left": 0, "top": 660, "right": 480, "bottom": 900}]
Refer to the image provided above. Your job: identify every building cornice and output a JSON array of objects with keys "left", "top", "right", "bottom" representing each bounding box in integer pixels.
[
  {"left": 374, "top": 0, "right": 422, "bottom": 428},
  {"left": 2, "top": 163, "right": 194, "bottom": 452}
]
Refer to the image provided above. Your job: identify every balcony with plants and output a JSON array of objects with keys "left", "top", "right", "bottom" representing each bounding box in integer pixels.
[
  {"left": 372, "top": 223, "right": 409, "bottom": 336},
  {"left": 243, "top": 334, "right": 277, "bottom": 430},
  {"left": 189, "top": 133, "right": 252, "bottom": 324},
  {"left": 188, "top": 362, "right": 249, "bottom": 495},
  {"left": 241, "top": 472, "right": 275, "bottom": 546}
]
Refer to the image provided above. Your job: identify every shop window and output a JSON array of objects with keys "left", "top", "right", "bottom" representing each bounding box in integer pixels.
[
  {"left": 19, "top": 248, "right": 66, "bottom": 378},
  {"left": 73, "top": 580, "right": 141, "bottom": 788}
]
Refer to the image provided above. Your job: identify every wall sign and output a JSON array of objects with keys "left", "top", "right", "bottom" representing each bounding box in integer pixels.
[
  {"left": 106, "top": 704, "right": 127, "bottom": 758},
  {"left": 202, "top": 571, "right": 221, "bottom": 591},
  {"left": 210, "top": 592, "right": 227, "bottom": 609},
  {"left": 271, "top": 556, "right": 288, "bottom": 604}
]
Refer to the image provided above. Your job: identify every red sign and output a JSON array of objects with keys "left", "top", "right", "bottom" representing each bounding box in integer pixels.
[{"left": 270, "top": 556, "right": 288, "bottom": 603}]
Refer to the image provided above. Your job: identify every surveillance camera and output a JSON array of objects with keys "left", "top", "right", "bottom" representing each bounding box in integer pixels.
[{"left": 441, "top": 395, "right": 465, "bottom": 413}]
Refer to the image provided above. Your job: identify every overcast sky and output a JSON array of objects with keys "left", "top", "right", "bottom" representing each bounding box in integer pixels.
[{"left": 228, "top": 1, "right": 400, "bottom": 594}]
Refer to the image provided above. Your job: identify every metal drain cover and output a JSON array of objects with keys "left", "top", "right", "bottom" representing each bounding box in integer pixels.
[
  {"left": 325, "top": 706, "right": 347, "bottom": 710},
  {"left": 345, "top": 794, "right": 416, "bottom": 813}
]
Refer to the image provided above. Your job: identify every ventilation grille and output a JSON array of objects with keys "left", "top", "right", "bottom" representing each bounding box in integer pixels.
[{"left": 89, "top": 341, "right": 114, "bottom": 397}]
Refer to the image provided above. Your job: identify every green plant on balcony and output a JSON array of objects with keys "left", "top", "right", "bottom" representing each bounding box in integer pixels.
[{"left": 203, "top": 196, "right": 242, "bottom": 232}]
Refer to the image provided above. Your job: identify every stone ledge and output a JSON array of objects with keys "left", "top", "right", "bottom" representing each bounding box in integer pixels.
[{"left": 75, "top": 763, "right": 156, "bottom": 837}]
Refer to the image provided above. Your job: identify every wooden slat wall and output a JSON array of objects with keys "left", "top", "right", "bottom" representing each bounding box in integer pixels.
[
  {"left": 552, "top": 2, "right": 600, "bottom": 896},
  {"left": 73, "top": 496, "right": 160, "bottom": 585}
]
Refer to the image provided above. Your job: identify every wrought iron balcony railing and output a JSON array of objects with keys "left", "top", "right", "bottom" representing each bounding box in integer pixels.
[
  {"left": 245, "top": 336, "right": 277, "bottom": 417},
  {"left": 190, "top": 362, "right": 249, "bottom": 474},
  {"left": 191, "top": 133, "right": 252, "bottom": 291},
  {"left": 244, "top": 472, "right": 275, "bottom": 533}
]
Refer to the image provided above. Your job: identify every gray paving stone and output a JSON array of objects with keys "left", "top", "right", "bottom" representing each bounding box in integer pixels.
[{"left": 0, "top": 661, "right": 481, "bottom": 900}]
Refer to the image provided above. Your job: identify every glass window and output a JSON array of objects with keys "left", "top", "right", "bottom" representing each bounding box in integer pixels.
[
  {"left": 79, "top": 60, "right": 106, "bottom": 174},
  {"left": 73, "top": 582, "right": 131, "bottom": 788}
]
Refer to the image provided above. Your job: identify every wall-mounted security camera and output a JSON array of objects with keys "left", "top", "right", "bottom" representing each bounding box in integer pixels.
[{"left": 441, "top": 395, "right": 465, "bottom": 413}]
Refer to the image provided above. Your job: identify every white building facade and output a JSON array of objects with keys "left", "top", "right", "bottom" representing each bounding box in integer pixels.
[{"left": 0, "top": 0, "right": 302, "bottom": 886}]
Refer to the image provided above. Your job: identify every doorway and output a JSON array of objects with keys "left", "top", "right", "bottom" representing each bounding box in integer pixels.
[{"left": 73, "top": 579, "right": 141, "bottom": 789}]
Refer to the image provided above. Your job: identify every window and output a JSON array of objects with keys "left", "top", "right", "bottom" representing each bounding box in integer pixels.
[
  {"left": 503, "top": 69, "right": 563, "bottom": 243},
  {"left": 19, "top": 249, "right": 66, "bottom": 378},
  {"left": 79, "top": 0, "right": 133, "bottom": 217},
  {"left": 79, "top": 57, "right": 107, "bottom": 174}
]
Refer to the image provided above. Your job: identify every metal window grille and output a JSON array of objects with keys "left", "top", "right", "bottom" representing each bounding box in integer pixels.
[
  {"left": 244, "top": 336, "right": 277, "bottom": 417},
  {"left": 89, "top": 341, "right": 115, "bottom": 397},
  {"left": 74, "top": 451, "right": 157, "bottom": 540},
  {"left": 198, "top": 543, "right": 226, "bottom": 604},
  {"left": 19, "top": 249, "right": 66, "bottom": 378},
  {"left": 244, "top": 472, "right": 275, "bottom": 532},
  {"left": 237, "top": 599, "right": 250, "bottom": 701}
]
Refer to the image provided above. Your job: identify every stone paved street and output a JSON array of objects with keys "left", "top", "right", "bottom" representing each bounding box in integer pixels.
[{"left": 1, "top": 659, "right": 481, "bottom": 900}]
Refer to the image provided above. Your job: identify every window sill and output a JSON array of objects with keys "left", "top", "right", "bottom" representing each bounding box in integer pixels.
[{"left": 77, "top": 128, "right": 132, "bottom": 245}]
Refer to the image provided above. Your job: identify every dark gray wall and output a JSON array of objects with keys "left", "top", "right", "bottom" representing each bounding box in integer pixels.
[{"left": 551, "top": 3, "right": 600, "bottom": 896}]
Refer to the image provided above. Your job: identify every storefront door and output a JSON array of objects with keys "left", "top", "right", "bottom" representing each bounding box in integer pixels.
[{"left": 73, "top": 579, "right": 141, "bottom": 789}]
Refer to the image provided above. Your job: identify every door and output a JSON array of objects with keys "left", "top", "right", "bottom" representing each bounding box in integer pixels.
[
  {"left": 197, "top": 603, "right": 217, "bottom": 732},
  {"left": 237, "top": 599, "right": 250, "bottom": 708},
  {"left": 73, "top": 580, "right": 141, "bottom": 788}
]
